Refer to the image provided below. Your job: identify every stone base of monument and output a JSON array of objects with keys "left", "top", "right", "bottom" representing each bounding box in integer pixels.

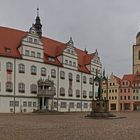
[{"left": 86, "top": 99, "right": 116, "bottom": 118}]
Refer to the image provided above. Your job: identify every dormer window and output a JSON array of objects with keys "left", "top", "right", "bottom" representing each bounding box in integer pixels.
[
  {"left": 5, "top": 48, "right": 11, "bottom": 53},
  {"left": 34, "top": 39, "right": 37, "bottom": 44},
  {"left": 37, "top": 52, "right": 41, "bottom": 58},
  {"left": 67, "top": 49, "right": 70, "bottom": 53},
  {"left": 69, "top": 61, "right": 72, "bottom": 66},
  {"left": 71, "top": 50, "right": 74, "bottom": 54},
  {"left": 48, "top": 57, "right": 55, "bottom": 62},
  {"left": 29, "top": 37, "right": 33, "bottom": 43},
  {"left": 73, "top": 62, "right": 76, "bottom": 66},
  {"left": 31, "top": 51, "right": 35, "bottom": 57},
  {"left": 25, "top": 50, "right": 29, "bottom": 56},
  {"left": 65, "top": 60, "right": 68, "bottom": 64}
]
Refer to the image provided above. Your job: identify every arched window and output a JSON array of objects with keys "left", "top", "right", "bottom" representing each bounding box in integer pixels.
[
  {"left": 89, "top": 77, "right": 93, "bottom": 84},
  {"left": 60, "top": 71, "right": 65, "bottom": 79},
  {"left": 68, "top": 88, "right": 73, "bottom": 96},
  {"left": 83, "top": 90, "right": 87, "bottom": 98},
  {"left": 6, "top": 62, "right": 13, "bottom": 72},
  {"left": 60, "top": 87, "right": 65, "bottom": 96},
  {"left": 83, "top": 76, "right": 87, "bottom": 84},
  {"left": 41, "top": 67, "right": 46, "bottom": 76},
  {"left": 19, "top": 64, "right": 25, "bottom": 73},
  {"left": 89, "top": 91, "right": 93, "bottom": 98},
  {"left": 76, "top": 89, "right": 80, "bottom": 98},
  {"left": 51, "top": 69, "right": 56, "bottom": 78},
  {"left": 76, "top": 74, "right": 80, "bottom": 82},
  {"left": 18, "top": 83, "right": 25, "bottom": 93},
  {"left": 30, "top": 84, "right": 37, "bottom": 94},
  {"left": 31, "top": 65, "right": 37, "bottom": 75},
  {"left": 6, "top": 82, "right": 13, "bottom": 92}
]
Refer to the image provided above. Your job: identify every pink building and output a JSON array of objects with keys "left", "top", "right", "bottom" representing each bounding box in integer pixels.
[{"left": 119, "top": 74, "right": 133, "bottom": 111}]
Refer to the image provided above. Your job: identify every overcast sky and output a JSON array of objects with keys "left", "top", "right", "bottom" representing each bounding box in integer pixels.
[{"left": 0, "top": 0, "right": 140, "bottom": 77}]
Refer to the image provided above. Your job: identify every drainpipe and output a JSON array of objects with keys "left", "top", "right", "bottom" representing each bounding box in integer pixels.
[
  {"left": 13, "top": 58, "right": 16, "bottom": 114},
  {"left": 81, "top": 73, "right": 83, "bottom": 112},
  {"left": 92, "top": 75, "right": 94, "bottom": 112},
  {"left": 57, "top": 66, "right": 59, "bottom": 112}
]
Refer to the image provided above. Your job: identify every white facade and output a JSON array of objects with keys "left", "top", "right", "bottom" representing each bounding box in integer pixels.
[{"left": 0, "top": 25, "right": 102, "bottom": 113}]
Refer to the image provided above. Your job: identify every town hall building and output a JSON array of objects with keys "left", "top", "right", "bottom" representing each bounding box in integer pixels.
[{"left": 0, "top": 11, "right": 102, "bottom": 113}]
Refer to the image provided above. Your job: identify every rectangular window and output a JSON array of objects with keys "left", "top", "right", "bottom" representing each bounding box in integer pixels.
[
  {"left": 28, "top": 102, "right": 32, "bottom": 107},
  {"left": 34, "top": 39, "right": 37, "bottom": 44},
  {"left": 73, "top": 62, "right": 76, "bottom": 66},
  {"left": 33, "top": 102, "right": 36, "bottom": 107},
  {"left": 48, "top": 57, "right": 55, "bottom": 62},
  {"left": 69, "top": 102, "right": 74, "bottom": 108},
  {"left": 84, "top": 103, "right": 88, "bottom": 108},
  {"left": 60, "top": 102, "right": 67, "bottom": 108},
  {"left": 69, "top": 61, "right": 72, "bottom": 66},
  {"left": 37, "top": 52, "right": 41, "bottom": 58},
  {"left": 9, "top": 101, "right": 14, "bottom": 107},
  {"left": 77, "top": 103, "right": 81, "bottom": 108},
  {"left": 65, "top": 60, "right": 68, "bottom": 64},
  {"left": 29, "top": 37, "right": 33, "bottom": 43},
  {"left": 23, "top": 101, "right": 27, "bottom": 107},
  {"left": 124, "top": 96, "right": 126, "bottom": 100},
  {"left": 25, "top": 50, "right": 29, "bottom": 56},
  {"left": 31, "top": 51, "right": 35, "bottom": 57},
  {"left": 54, "top": 102, "right": 58, "bottom": 108},
  {"left": 15, "top": 101, "right": 19, "bottom": 107}
]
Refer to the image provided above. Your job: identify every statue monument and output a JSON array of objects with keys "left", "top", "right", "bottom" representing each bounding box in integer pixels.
[{"left": 87, "top": 69, "right": 115, "bottom": 118}]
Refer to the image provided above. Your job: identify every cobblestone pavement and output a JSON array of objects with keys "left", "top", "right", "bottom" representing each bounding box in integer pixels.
[{"left": 0, "top": 112, "right": 140, "bottom": 140}]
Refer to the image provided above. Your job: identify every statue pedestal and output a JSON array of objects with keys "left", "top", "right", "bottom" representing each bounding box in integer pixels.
[
  {"left": 87, "top": 99, "right": 115, "bottom": 118},
  {"left": 92, "top": 99, "right": 109, "bottom": 113}
]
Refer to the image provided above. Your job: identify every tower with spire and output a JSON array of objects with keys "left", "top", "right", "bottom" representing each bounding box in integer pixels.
[{"left": 34, "top": 8, "right": 42, "bottom": 38}]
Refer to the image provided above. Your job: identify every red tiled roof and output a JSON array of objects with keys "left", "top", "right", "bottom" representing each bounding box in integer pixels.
[
  {"left": 122, "top": 73, "right": 140, "bottom": 82},
  {"left": 0, "top": 26, "right": 97, "bottom": 73}
]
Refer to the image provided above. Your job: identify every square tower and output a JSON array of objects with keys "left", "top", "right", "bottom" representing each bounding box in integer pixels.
[{"left": 133, "top": 32, "right": 140, "bottom": 74}]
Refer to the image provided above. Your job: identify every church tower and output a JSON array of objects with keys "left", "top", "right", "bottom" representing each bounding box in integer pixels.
[
  {"left": 133, "top": 30, "right": 140, "bottom": 74},
  {"left": 34, "top": 8, "right": 42, "bottom": 37}
]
